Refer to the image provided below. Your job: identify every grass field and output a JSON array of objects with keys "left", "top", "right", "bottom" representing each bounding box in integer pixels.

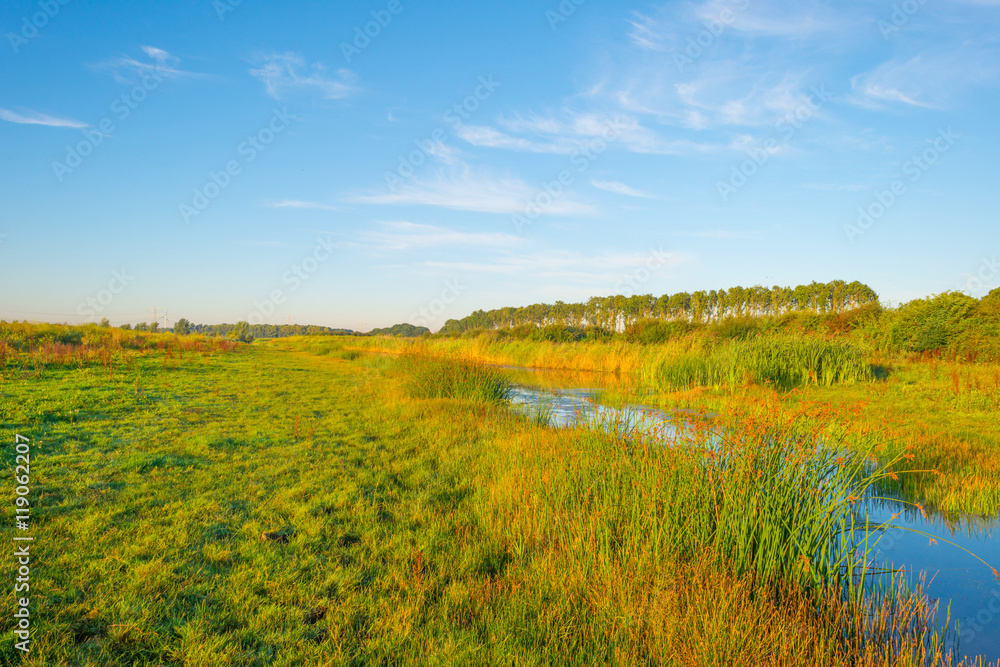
[{"left": 0, "top": 327, "right": 996, "bottom": 665}]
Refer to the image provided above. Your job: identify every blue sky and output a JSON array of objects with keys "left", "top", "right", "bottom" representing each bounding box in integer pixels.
[{"left": 1, "top": 0, "right": 998, "bottom": 331}]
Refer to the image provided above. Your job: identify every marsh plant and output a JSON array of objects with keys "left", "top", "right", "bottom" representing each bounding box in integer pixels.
[
  {"left": 394, "top": 354, "right": 512, "bottom": 403},
  {"left": 646, "top": 337, "right": 874, "bottom": 391}
]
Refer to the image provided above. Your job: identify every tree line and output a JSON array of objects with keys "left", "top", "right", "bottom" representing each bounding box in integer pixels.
[
  {"left": 117, "top": 320, "right": 355, "bottom": 341},
  {"left": 439, "top": 280, "right": 880, "bottom": 334}
]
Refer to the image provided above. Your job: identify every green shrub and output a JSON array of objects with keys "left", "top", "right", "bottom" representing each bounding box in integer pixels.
[
  {"left": 624, "top": 319, "right": 693, "bottom": 344},
  {"left": 710, "top": 317, "right": 761, "bottom": 341},
  {"left": 527, "top": 324, "right": 585, "bottom": 343}
]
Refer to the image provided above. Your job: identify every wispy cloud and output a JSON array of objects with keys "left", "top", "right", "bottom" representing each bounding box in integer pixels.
[
  {"left": 420, "top": 248, "right": 688, "bottom": 284},
  {"left": 250, "top": 53, "right": 355, "bottom": 100},
  {"left": 0, "top": 108, "right": 86, "bottom": 128},
  {"left": 349, "top": 167, "right": 595, "bottom": 216},
  {"left": 360, "top": 221, "right": 524, "bottom": 251},
  {"left": 671, "top": 229, "right": 760, "bottom": 239},
  {"left": 458, "top": 110, "right": 717, "bottom": 155},
  {"left": 628, "top": 0, "right": 853, "bottom": 51},
  {"left": 591, "top": 180, "right": 658, "bottom": 198},
  {"left": 618, "top": 68, "right": 827, "bottom": 130},
  {"left": 849, "top": 47, "right": 1000, "bottom": 109},
  {"left": 267, "top": 200, "right": 342, "bottom": 211},
  {"left": 91, "top": 46, "right": 201, "bottom": 83},
  {"left": 799, "top": 181, "right": 868, "bottom": 192}
]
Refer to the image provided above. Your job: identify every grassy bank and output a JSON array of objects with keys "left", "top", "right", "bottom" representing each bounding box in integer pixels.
[{"left": 0, "top": 328, "right": 987, "bottom": 664}]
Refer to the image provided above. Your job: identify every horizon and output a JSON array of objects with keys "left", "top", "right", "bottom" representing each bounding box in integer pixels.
[{"left": 2, "top": 0, "right": 998, "bottom": 331}]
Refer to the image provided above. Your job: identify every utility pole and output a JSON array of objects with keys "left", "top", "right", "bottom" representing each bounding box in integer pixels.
[{"left": 149, "top": 306, "right": 158, "bottom": 327}]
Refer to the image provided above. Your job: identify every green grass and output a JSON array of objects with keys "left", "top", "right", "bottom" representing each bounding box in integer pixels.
[{"left": 0, "top": 343, "right": 519, "bottom": 664}]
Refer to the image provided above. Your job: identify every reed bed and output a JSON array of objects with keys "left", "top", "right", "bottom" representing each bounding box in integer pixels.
[
  {"left": 474, "top": 392, "right": 972, "bottom": 664},
  {"left": 645, "top": 337, "right": 874, "bottom": 391},
  {"left": 393, "top": 354, "right": 512, "bottom": 402}
]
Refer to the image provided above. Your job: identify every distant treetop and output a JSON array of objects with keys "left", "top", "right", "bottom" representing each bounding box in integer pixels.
[{"left": 368, "top": 323, "right": 430, "bottom": 338}]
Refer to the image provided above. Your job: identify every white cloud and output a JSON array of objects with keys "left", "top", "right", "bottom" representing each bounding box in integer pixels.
[
  {"left": 591, "top": 180, "right": 658, "bottom": 198},
  {"left": 849, "top": 48, "right": 1000, "bottom": 109},
  {"left": 798, "top": 182, "right": 868, "bottom": 192},
  {"left": 693, "top": 0, "right": 851, "bottom": 38},
  {"left": 141, "top": 46, "right": 170, "bottom": 62},
  {"left": 458, "top": 110, "right": 717, "bottom": 155},
  {"left": 671, "top": 229, "right": 760, "bottom": 239},
  {"left": 455, "top": 125, "right": 572, "bottom": 153},
  {"left": 92, "top": 46, "right": 199, "bottom": 83},
  {"left": 420, "top": 248, "right": 688, "bottom": 285},
  {"left": 0, "top": 108, "right": 86, "bottom": 128},
  {"left": 250, "top": 53, "right": 355, "bottom": 100},
  {"left": 360, "top": 221, "right": 524, "bottom": 251},
  {"left": 628, "top": 0, "right": 854, "bottom": 52},
  {"left": 349, "top": 167, "right": 595, "bottom": 216}
]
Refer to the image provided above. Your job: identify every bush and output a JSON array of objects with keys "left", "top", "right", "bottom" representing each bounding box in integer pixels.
[
  {"left": 582, "top": 326, "right": 614, "bottom": 342},
  {"left": 891, "top": 292, "right": 977, "bottom": 354},
  {"left": 230, "top": 321, "right": 254, "bottom": 344},
  {"left": 624, "top": 319, "right": 693, "bottom": 344},
  {"left": 710, "top": 317, "right": 762, "bottom": 341},
  {"left": 527, "top": 324, "right": 585, "bottom": 343}
]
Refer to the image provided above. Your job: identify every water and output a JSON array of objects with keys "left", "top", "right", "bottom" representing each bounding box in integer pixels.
[
  {"left": 508, "top": 385, "right": 687, "bottom": 433},
  {"left": 509, "top": 379, "right": 1000, "bottom": 662},
  {"left": 858, "top": 499, "right": 1000, "bottom": 659}
]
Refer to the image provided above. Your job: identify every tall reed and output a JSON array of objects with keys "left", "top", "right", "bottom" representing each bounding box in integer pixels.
[
  {"left": 478, "top": 403, "right": 957, "bottom": 662},
  {"left": 646, "top": 337, "right": 874, "bottom": 391},
  {"left": 394, "top": 354, "right": 512, "bottom": 403}
]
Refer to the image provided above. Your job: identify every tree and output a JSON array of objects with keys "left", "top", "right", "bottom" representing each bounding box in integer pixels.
[
  {"left": 174, "top": 318, "right": 191, "bottom": 335},
  {"left": 231, "top": 321, "right": 254, "bottom": 343},
  {"left": 98, "top": 317, "right": 110, "bottom": 327},
  {"left": 119, "top": 323, "right": 132, "bottom": 330},
  {"left": 150, "top": 321, "right": 160, "bottom": 333},
  {"left": 135, "top": 322, "right": 149, "bottom": 332}
]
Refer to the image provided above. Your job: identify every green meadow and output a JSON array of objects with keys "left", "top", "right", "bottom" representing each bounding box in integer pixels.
[{"left": 0, "top": 323, "right": 997, "bottom": 665}]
